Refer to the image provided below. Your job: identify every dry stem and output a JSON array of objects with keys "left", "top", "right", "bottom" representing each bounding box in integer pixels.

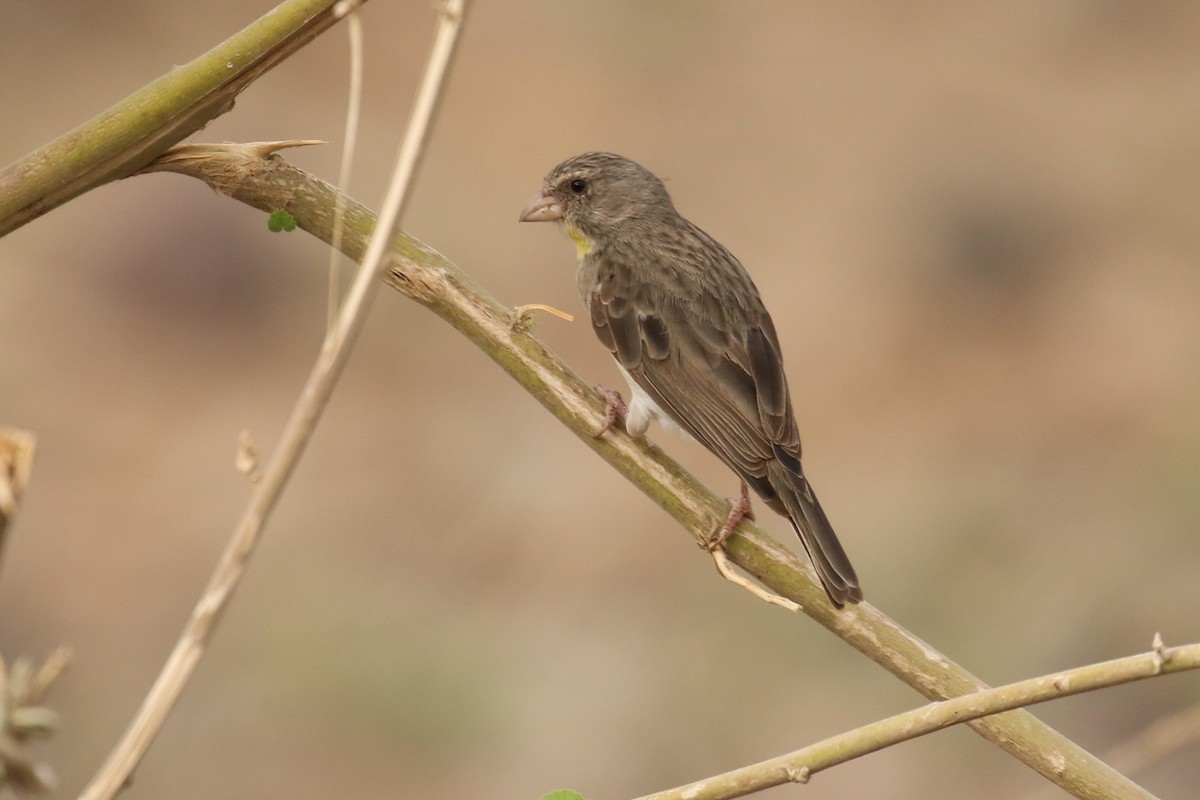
[
  {"left": 0, "top": 427, "right": 36, "bottom": 577},
  {"left": 75, "top": 4, "right": 469, "bottom": 799}
]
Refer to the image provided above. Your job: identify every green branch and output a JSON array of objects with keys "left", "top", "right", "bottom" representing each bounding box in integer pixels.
[
  {"left": 0, "top": 0, "right": 364, "bottom": 237},
  {"left": 140, "top": 141, "right": 1162, "bottom": 800}
]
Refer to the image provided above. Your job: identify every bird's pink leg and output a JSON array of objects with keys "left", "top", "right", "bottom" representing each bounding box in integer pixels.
[
  {"left": 706, "top": 481, "right": 756, "bottom": 550},
  {"left": 593, "top": 386, "right": 628, "bottom": 438}
]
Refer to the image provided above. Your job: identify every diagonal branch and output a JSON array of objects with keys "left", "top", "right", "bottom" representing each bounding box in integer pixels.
[{"left": 138, "top": 141, "right": 1163, "bottom": 800}]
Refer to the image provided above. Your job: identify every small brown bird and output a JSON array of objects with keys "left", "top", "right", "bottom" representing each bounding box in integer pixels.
[{"left": 520, "top": 152, "right": 862, "bottom": 606}]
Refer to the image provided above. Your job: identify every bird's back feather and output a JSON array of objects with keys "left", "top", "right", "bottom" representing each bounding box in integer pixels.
[{"left": 584, "top": 220, "right": 862, "bottom": 605}]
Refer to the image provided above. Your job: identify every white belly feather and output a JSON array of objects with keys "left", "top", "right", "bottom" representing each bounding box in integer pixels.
[{"left": 615, "top": 363, "right": 695, "bottom": 442}]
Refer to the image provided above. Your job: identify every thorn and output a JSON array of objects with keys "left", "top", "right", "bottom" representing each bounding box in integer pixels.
[
  {"left": 1151, "top": 632, "right": 1171, "bottom": 671},
  {"left": 511, "top": 303, "right": 574, "bottom": 333}
]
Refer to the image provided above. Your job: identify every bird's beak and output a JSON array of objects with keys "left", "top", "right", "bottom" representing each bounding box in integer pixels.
[{"left": 519, "top": 189, "right": 563, "bottom": 223}]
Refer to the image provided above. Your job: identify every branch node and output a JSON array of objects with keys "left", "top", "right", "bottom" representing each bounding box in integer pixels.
[
  {"left": 235, "top": 430, "right": 262, "bottom": 485},
  {"left": 511, "top": 303, "right": 574, "bottom": 333},
  {"left": 437, "top": 0, "right": 464, "bottom": 24},
  {"left": 785, "top": 765, "right": 811, "bottom": 784},
  {"left": 1151, "top": 632, "right": 1171, "bottom": 671}
]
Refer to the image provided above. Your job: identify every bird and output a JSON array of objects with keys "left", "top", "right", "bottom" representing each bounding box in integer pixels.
[{"left": 519, "top": 152, "right": 862, "bottom": 607}]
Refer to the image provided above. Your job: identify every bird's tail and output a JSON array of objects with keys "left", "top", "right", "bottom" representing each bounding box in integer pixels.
[{"left": 768, "top": 459, "right": 863, "bottom": 607}]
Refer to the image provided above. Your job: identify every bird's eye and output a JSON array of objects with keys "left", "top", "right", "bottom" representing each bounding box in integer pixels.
[{"left": 569, "top": 178, "right": 588, "bottom": 194}]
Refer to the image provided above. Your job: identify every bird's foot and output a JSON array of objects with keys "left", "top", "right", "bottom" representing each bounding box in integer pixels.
[
  {"left": 593, "top": 386, "right": 628, "bottom": 438},
  {"left": 705, "top": 481, "right": 756, "bottom": 551}
]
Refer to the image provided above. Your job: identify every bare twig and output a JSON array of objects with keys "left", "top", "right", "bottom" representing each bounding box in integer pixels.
[
  {"left": 634, "top": 640, "right": 1200, "bottom": 800},
  {"left": 76, "top": 5, "right": 469, "bottom": 800},
  {"left": 0, "top": 426, "right": 36, "bottom": 578},
  {"left": 141, "top": 143, "right": 1160, "bottom": 800},
  {"left": 0, "top": 429, "right": 69, "bottom": 795},
  {"left": 710, "top": 548, "right": 800, "bottom": 612},
  {"left": 326, "top": 0, "right": 365, "bottom": 330}
]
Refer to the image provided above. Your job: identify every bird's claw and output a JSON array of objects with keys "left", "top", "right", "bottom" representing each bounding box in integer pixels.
[
  {"left": 705, "top": 481, "right": 755, "bottom": 551},
  {"left": 593, "top": 386, "right": 628, "bottom": 438}
]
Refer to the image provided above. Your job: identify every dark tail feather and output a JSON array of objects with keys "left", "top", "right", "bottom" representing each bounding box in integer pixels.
[{"left": 768, "top": 462, "right": 863, "bottom": 607}]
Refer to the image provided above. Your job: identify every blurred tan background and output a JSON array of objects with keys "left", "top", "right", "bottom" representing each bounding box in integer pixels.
[{"left": 3, "top": 2, "right": 1200, "bottom": 798}]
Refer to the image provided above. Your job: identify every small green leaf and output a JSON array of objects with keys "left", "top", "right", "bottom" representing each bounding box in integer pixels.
[
  {"left": 541, "top": 791, "right": 586, "bottom": 800},
  {"left": 267, "top": 209, "right": 296, "bottom": 232}
]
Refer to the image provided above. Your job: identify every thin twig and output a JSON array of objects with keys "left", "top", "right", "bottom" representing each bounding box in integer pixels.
[
  {"left": 0, "top": 426, "right": 36, "bottom": 579},
  {"left": 634, "top": 640, "right": 1200, "bottom": 800},
  {"left": 710, "top": 548, "right": 799, "bottom": 612},
  {"left": 141, "top": 143, "right": 1160, "bottom": 800},
  {"left": 76, "top": 5, "right": 469, "bottom": 800},
  {"left": 326, "top": 0, "right": 365, "bottom": 331}
]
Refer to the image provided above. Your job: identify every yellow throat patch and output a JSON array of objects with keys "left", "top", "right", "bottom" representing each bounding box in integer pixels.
[{"left": 564, "top": 223, "right": 594, "bottom": 259}]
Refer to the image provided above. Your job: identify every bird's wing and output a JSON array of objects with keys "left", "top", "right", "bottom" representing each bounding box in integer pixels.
[
  {"left": 588, "top": 235, "right": 864, "bottom": 605},
  {"left": 588, "top": 244, "right": 802, "bottom": 484}
]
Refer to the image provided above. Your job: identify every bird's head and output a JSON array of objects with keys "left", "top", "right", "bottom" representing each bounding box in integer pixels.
[{"left": 520, "top": 152, "right": 675, "bottom": 257}]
